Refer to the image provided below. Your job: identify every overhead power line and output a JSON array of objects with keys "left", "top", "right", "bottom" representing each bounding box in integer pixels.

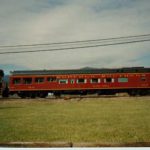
[
  {"left": 0, "top": 33, "right": 150, "bottom": 48},
  {"left": 0, "top": 38, "right": 150, "bottom": 55}
]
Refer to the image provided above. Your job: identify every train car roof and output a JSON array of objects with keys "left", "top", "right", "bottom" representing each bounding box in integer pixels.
[
  {"left": 10, "top": 67, "right": 150, "bottom": 75},
  {"left": 0, "top": 70, "right": 4, "bottom": 77}
]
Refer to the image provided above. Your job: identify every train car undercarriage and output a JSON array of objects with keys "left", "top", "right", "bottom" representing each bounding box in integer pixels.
[{"left": 9, "top": 88, "right": 150, "bottom": 98}]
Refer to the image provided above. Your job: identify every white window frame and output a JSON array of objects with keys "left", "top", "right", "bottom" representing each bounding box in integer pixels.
[
  {"left": 90, "top": 78, "right": 101, "bottom": 83},
  {"left": 47, "top": 77, "right": 56, "bottom": 82},
  {"left": 118, "top": 77, "right": 128, "bottom": 83},
  {"left": 13, "top": 78, "right": 21, "bottom": 84},
  {"left": 77, "top": 79, "right": 87, "bottom": 84},
  {"left": 35, "top": 77, "right": 44, "bottom": 83},
  {"left": 104, "top": 78, "right": 114, "bottom": 83},
  {"left": 59, "top": 79, "right": 68, "bottom": 84},
  {"left": 70, "top": 79, "right": 75, "bottom": 84},
  {"left": 23, "top": 78, "right": 32, "bottom": 84}
]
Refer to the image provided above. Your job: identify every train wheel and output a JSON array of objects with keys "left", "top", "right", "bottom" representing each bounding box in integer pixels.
[
  {"left": 139, "top": 90, "right": 147, "bottom": 96},
  {"left": 80, "top": 90, "right": 87, "bottom": 95},
  {"left": 40, "top": 92, "right": 48, "bottom": 98},
  {"left": 128, "top": 90, "right": 138, "bottom": 96},
  {"left": 18, "top": 92, "right": 26, "bottom": 98},
  {"left": 19, "top": 94, "right": 26, "bottom": 99},
  {"left": 30, "top": 93, "right": 36, "bottom": 98},
  {"left": 54, "top": 92, "right": 61, "bottom": 98}
]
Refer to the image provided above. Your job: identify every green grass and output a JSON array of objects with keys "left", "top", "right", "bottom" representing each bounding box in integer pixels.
[{"left": 0, "top": 97, "right": 150, "bottom": 143}]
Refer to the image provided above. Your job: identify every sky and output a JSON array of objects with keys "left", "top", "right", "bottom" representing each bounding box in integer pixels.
[{"left": 0, "top": 0, "right": 150, "bottom": 74}]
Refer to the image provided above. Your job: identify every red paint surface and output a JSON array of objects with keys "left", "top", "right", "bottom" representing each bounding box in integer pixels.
[{"left": 9, "top": 73, "right": 150, "bottom": 92}]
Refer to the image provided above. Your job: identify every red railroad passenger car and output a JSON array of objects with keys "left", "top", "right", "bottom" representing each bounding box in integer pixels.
[{"left": 9, "top": 67, "right": 150, "bottom": 98}]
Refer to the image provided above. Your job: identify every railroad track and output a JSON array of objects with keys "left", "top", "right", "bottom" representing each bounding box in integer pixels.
[{"left": 1, "top": 93, "right": 147, "bottom": 100}]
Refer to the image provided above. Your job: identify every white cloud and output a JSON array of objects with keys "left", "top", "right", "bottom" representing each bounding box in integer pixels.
[{"left": 0, "top": 0, "right": 150, "bottom": 72}]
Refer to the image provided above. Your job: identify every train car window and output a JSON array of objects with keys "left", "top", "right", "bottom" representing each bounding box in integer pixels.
[
  {"left": 104, "top": 78, "right": 114, "bottom": 83},
  {"left": 70, "top": 79, "right": 75, "bottom": 84},
  {"left": 59, "top": 79, "right": 68, "bottom": 84},
  {"left": 118, "top": 77, "right": 128, "bottom": 83},
  {"left": 47, "top": 77, "right": 56, "bottom": 82},
  {"left": 90, "top": 78, "right": 100, "bottom": 83},
  {"left": 13, "top": 78, "right": 21, "bottom": 84},
  {"left": 77, "top": 79, "right": 87, "bottom": 84},
  {"left": 35, "top": 77, "right": 44, "bottom": 83},
  {"left": 23, "top": 78, "right": 32, "bottom": 84}
]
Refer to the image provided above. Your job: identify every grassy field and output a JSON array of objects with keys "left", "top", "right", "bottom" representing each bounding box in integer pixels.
[{"left": 0, "top": 97, "right": 150, "bottom": 144}]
